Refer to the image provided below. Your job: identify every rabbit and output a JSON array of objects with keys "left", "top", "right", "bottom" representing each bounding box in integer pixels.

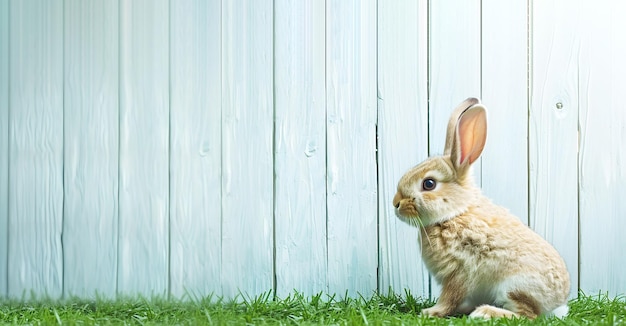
[{"left": 392, "top": 98, "right": 570, "bottom": 319}]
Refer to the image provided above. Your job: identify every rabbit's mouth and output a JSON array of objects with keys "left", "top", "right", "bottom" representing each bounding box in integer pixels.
[
  {"left": 394, "top": 197, "right": 423, "bottom": 228},
  {"left": 395, "top": 201, "right": 417, "bottom": 219}
]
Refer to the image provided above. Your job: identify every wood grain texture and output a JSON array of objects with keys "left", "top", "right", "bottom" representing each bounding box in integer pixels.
[
  {"left": 274, "top": 0, "right": 327, "bottom": 297},
  {"left": 480, "top": 0, "right": 529, "bottom": 222},
  {"left": 428, "top": 0, "right": 481, "bottom": 299},
  {"left": 530, "top": 0, "right": 580, "bottom": 299},
  {"left": 8, "top": 0, "right": 64, "bottom": 299},
  {"left": 118, "top": 0, "right": 170, "bottom": 296},
  {"left": 4, "top": 0, "right": 626, "bottom": 300},
  {"left": 63, "top": 0, "right": 119, "bottom": 298},
  {"left": 377, "top": 0, "right": 429, "bottom": 297},
  {"left": 578, "top": 0, "right": 626, "bottom": 295},
  {"left": 0, "top": 0, "right": 8, "bottom": 298},
  {"left": 169, "top": 0, "right": 222, "bottom": 299},
  {"left": 326, "top": 0, "right": 378, "bottom": 296},
  {"left": 221, "top": 0, "right": 274, "bottom": 298},
  {"left": 429, "top": 0, "right": 482, "bottom": 174}
]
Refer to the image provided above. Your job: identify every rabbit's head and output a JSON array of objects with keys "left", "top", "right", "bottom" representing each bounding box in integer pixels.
[{"left": 393, "top": 98, "right": 487, "bottom": 227}]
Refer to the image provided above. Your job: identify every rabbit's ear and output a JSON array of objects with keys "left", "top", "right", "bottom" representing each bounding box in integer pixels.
[
  {"left": 450, "top": 104, "right": 487, "bottom": 171},
  {"left": 444, "top": 98, "right": 481, "bottom": 155}
]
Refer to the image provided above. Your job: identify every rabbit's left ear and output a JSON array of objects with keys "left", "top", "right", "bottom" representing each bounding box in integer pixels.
[
  {"left": 451, "top": 104, "right": 487, "bottom": 170},
  {"left": 444, "top": 97, "right": 480, "bottom": 156}
]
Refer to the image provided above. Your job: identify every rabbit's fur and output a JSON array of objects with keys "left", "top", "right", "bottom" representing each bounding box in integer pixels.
[{"left": 393, "top": 98, "right": 570, "bottom": 319}]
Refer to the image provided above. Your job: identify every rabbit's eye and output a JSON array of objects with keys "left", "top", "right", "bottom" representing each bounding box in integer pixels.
[{"left": 422, "top": 178, "right": 436, "bottom": 191}]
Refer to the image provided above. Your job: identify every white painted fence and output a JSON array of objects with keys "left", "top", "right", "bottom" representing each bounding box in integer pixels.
[{"left": 0, "top": 0, "right": 625, "bottom": 300}]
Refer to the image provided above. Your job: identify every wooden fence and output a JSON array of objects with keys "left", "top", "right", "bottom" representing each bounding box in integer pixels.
[{"left": 0, "top": 0, "right": 625, "bottom": 300}]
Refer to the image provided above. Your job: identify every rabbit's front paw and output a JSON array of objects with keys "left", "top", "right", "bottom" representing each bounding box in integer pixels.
[
  {"left": 469, "top": 305, "right": 517, "bottom": 318},
  {"left": 421, "top": 305, "right": 451, "bottom": 318}
]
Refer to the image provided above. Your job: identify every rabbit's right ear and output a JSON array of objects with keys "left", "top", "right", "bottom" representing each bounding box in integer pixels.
[{"left": 444, "top": 98, "right": 481, "bottom": 156}]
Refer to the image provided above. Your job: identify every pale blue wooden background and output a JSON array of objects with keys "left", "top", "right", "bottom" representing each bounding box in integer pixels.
[{"left": 0, "top": 0, "right": 625, "bottom": 300}]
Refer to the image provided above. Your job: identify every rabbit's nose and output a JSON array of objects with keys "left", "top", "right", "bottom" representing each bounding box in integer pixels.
[{"left": 393, "top": 192, "right": 401, "bottom": 208}]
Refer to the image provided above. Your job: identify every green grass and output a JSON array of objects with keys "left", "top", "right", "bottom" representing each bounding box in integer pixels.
[{"left": 0, "top": 290, "right": 623, "bottom": 325}]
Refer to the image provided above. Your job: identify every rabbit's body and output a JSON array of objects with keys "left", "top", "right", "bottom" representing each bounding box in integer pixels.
[
  {"left": 393, "top": 98, "right": 570, "bottom": 319},
  {"left": 420, "top": 196, "right": 569, "bottom": 317}
]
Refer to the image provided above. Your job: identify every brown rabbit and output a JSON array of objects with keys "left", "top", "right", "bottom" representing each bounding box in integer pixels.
[{"left": 392, "top": 98, "right": 570, "bottom": 319}]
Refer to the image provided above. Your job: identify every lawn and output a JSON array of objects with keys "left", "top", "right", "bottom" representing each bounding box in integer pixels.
[{"left": 0, "top": 290, "right": 623, "bottom": 325}]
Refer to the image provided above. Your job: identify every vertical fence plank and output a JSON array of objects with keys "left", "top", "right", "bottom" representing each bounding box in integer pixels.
[
  {"left": 326, "top": 0, "right": 378, "bottom": 296},
  {"left": 63, "top": 0, "right": 119, "bottom": 298},
  {"left": 169, "top": 0, "right": 222, "bottom": 299},
  {"left": 428, "top": 0, "right": 481, "bottom": 298},
  {"left": 481, "top": 0, "right": 529, "bottom": 222},
  {"left": 377, "top": 0, "right": 429, "bottom": 297},
  {"left": 274, "top": 0, "right": 327, "bottom": 297},
  {"left": 8, "top": 0, "right": 64, "bottom": 299},
  {"left": 0, "top": 0, "right": 7, "bottom": 298},
  {"left": 429, "top": 0, "right": 482, "bottom": 170},
  {"left": 529, "top": 0, "right": 580, "bottom": 298},
  {"left": 118, "top": 0, "right": 170, "bottom": 296},
  {"left": 221, "top": 0, "right": 274, "bottom": 298},
  {"left": 578, "top": 0, "right": 626, "bottom": 296}
]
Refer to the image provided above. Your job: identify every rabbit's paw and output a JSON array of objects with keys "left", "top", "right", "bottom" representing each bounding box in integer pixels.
[
  {"left": 469, "top": 305, "right": 517, "bottom": 318},
  {"left": 421, "top": 305, "right": 451, "bottom": 318}
]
